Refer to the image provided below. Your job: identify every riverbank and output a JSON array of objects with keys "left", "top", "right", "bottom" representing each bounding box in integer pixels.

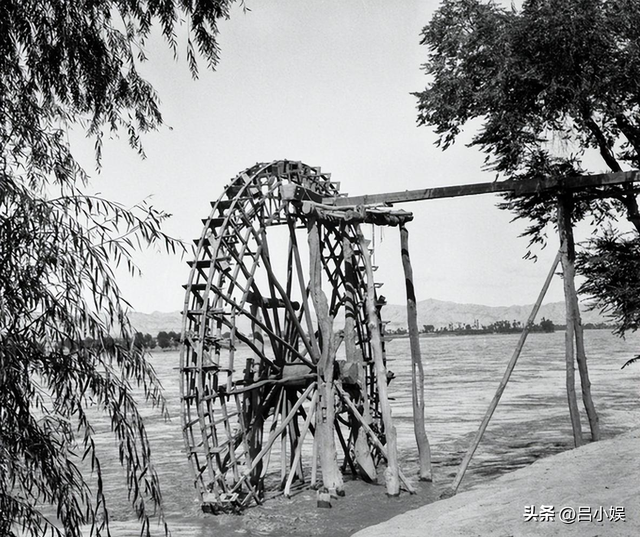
[{"left": 353, "top": 428, "right": 640, "bottom": 537}]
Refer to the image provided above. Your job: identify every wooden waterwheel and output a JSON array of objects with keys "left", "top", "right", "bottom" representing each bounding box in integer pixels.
[{"left": 180, "top": 160, "right": 399, "bottom": 513}]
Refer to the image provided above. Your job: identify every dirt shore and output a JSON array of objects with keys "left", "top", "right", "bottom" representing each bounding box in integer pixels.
[{"left": 353, "top": 428, "right": 639, "bottom": 537}]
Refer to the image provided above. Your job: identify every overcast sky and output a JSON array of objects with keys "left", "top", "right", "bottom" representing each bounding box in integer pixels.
[{"left": 75, "top": 0, "right": 607, "bottom": 314}]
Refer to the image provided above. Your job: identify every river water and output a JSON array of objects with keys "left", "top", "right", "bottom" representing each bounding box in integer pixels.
[{"left": 89, "top": 330, "right": 640, "bottom": 536}]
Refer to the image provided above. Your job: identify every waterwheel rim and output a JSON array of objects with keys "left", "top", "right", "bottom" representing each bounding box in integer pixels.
[{"left": 180, "top": 160, "right": 383, "bottom": 512}]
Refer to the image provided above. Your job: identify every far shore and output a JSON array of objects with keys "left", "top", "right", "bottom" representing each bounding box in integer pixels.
[
  {"left": 145, "top": 326, "right": 617, "bottom": 351},
  {"left": 383, "top": 325, "right": 614, "bottom": 340}
]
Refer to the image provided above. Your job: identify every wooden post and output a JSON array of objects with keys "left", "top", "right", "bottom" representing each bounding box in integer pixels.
[
  {"left": 246, "top": 304, "right": 266, "bottom": 495},
  {"left": 357, "top": 229, "right": 400, "bottom": 496},
  {"left": 557, "top": 195, "right": 584, "bottom": 447},
  {"left": 561, "top": 195, "right": 600, "bottom": 441},
  {"left": 342, "top": 236, "right": 361, "bottom": 378},
  {"left": 573, "top": 298, "right": 601, "bottom": 441},
  {"left": 558, "top": 193, "right": 600, "bottom": 442},
  {"left": 343, "top": 236, "right": 377, "bottom": 481},
  {"left": 399, "top": 223, "right": 433, "bottom": 482},
  {"left": 307, "top": 216, "right": 344, "bottom": 496},
  {"left": 449, "top": 250, "right": 562, "bottom": 495}
]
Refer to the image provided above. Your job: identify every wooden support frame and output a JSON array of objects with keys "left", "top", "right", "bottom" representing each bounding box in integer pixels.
[
  {"left": 342, "top": 235, "right": 377, "bottom": 481},
  {"left": 183, "top": 161, "right": 392, "bottom": 512},
  {"left": 557, "top": 196, "right": 583, "bottom": 447},
  {"left": 557, "top": 194, "right": 600, "bottom": 445},
  {"left": 399, "top": 223, "right": 433, "bottom": 482},
  {"left": 336, "top": 385, "right": 415, "bottom": 493},
  {"left": 307, "top": 215, "right": 344, "bottom": 496},
  {"left": 183, "top": 160, "right": 640, "bottom": 513}
]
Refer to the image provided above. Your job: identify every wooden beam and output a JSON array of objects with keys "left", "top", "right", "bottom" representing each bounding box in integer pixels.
[
  {"left": 517, "top": 170, "right": 640, "bottom": 195},
  {"left": 326, "top": 170, "right": 640, "bottom": 207},
  {"left": 331, "top": 180, "right": 519, "bottom": 206}
]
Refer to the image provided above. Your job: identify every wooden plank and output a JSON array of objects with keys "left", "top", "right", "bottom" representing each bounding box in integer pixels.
[{"left": 326, "top": 170, "right": 640, "bottom": 206}]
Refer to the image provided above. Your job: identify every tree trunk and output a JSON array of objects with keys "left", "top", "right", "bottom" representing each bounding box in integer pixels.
[
  {"left": 620, "top": 183, "right": 640, "bottom": 235},
  {"left": 557, "top": 195, "right": 583, "bottom": 448},
  {"left": 399, "top": 224, "right": 432, "bottom": 481},
  {"left": 308, "top": 217, "right": 344, "bottom": 495},
  {"left": 586, "top": 113, "right": 640, "bottom": 234},
  {"left": 358, "top": 229, "right": 400, "bottom": 496}
]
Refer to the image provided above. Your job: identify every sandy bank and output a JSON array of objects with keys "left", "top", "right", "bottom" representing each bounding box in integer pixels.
[{"left": 353, "top": 428, "right": 639, "bottom": 537}]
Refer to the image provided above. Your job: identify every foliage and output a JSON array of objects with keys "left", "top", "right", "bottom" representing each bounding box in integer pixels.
[
  {"left": 156, "top": 331, "right": 171, "bottom": 349},
  {"left": 167, "top": 331, "right": 180, "bottom": 346},
  {"left": 539, "top": 317, "right": 555, "bottom": 333},
  {"left": 415, "top": 0, "right": 640, "bottom": 241},
  {"left": 577, "top": 229, "right": 640, "bottom": 335},
  {"left": 133, "top": 333, "right": 156, "bottom": 349},
  {"left": 415, "top": 0, "right": 640, "bottom": 351},
  {"left": 1, "top": 0, "right": 235, "bottom": 535},
  {"left": 144, "top": 333, "right": 156, "bottom": 349},
  {"left": 156, "top": 331, "right": 181, "bottom": 349},
  {"left": 134, "top": 332, "right": 147, "bottom": 348},
  {"left": 486, "top": 319, "right": 521, "bottom": 333},
  {"left": 577, "top": 229, "right": 640, "bottom": 366},
  {"left": 0, "top": 185, "right": 177, "bottom": 537}
]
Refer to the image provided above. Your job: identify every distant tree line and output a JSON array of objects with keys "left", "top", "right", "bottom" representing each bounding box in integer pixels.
[
  {"left": 388, "top": 318, "right": 558, "bottom": 336},
  {"left": 413, "top": 318, "right": 556, "bottom": 334},
  {"left": 385, "top": 318, "right": 615, "bottom": 337},
  {"left": 138, "top": 331, "right": 182, "bottom": 349},
  {"left": 80, "top": 331, "right": 182, "bottom": 351}
]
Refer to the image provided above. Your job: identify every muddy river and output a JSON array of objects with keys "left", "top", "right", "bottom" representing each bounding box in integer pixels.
[{"left": 86, "top": 330, "right": 640, "bottom": 536}]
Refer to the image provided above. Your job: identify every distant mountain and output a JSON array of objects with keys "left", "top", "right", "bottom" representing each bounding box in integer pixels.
[
  {"left": 128, "top": 298, "right": 611, "bottom": 335},
  {"left": 129, "top": 311, "right": 182, "bottom": 335}
]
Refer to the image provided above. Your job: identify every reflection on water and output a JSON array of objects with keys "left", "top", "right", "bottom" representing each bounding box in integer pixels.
[{"left": 88, "top": 331, "right": 640, "bottom": 536}]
